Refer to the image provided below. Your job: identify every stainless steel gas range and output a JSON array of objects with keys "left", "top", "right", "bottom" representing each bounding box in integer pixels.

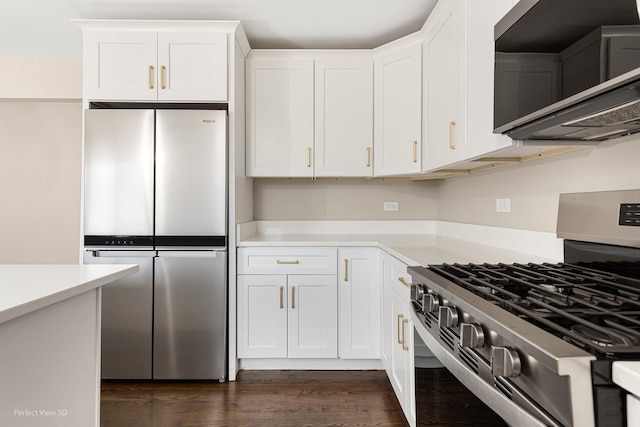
[{"left": 409, "top": 189, "right": 640, "bottom": 427}]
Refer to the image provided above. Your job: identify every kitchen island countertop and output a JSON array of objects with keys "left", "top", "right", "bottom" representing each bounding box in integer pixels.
[
  {"left": 0, "top": 264, "right": 138, "bottom": 325},
  {"left": 0, "top": 263, "right": 138, "bottom": 427}
]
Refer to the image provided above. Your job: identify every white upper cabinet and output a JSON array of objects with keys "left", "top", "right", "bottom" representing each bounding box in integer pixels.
[
  {"left": 315, "top": 57, "right": 373, "bottom": 177},
  {"left": 83, "top": 31, "right": 158, "bottom": 101},
  {"left": 463, "top": 0, "right": 516, "bottom": 159},
  {"left": 246, "top": 51, "right": 374, "bottom": 178},
  {"left": 422, "top": 0, "right": 465, "bottom": 171},
  {"left": 246, "top": 54, "right": 315, "bottom": 177},
  {"left": 374, "top": 39, "right": 422, "bottom": 176},
  {"left": 422, "top": 0, "right": 515, "bottom": 172},
  {"left": 156, "top": 32, "right": 227, "bottom": 101},
  {"left": 82, "top": 28, "right": 228, "bottom": 102}
]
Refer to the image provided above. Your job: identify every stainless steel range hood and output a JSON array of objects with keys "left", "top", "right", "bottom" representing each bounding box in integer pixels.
[{"left": 494, "top": 0, "right": 640, "bottom": 142}]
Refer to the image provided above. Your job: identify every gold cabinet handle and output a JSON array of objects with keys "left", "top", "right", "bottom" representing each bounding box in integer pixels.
[
  {"left": 307, "top": 147, "right": 312, "bottom": 167},
  {"left": 291, "top": 285, "right": 296, "bottom": 309},
  {"left": 160, "top": 65, "right": 166, "bottom": 90},
  {"left": 402, "top": 319, "right": 409, "bottom": 351},
  {"left": 412, "top": 140, "right": 417, "bottom": 163},
  {"left": 397, "top": 314, "right": 404, "bottom": 345},
  {"left": 366, "top": 147, "right": 371, "bottom": 167},
  {"left": 344, "top": 259, "right": 349, "bottom": 282},
  {"left": 279, "top": 285, "right": 284, "bottom": 309},
  {"left": 449, "top": 121, "right": 456, "bottom": 150},
  {"left": 398, "top": 277, "right": 411, "bottom": 288},
  {"left": 148, "top": 65, "right": 154, "bottom": 89},
  {"left": 276, "top": 259, "right": 299, "bottom": 265}
]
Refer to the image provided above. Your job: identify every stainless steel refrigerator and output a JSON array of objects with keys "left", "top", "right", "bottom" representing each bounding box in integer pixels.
[{"left": 83, "top": 108, "right": 227, "bottom": 381}]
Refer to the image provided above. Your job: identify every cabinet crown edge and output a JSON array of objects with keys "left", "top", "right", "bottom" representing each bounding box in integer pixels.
[{"left": 72, "top": 18, "right": 243, "bottom": 34}]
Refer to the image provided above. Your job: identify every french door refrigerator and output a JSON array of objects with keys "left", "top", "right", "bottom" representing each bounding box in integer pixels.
[{"left": 83, "top": 108, "right": 227, "bottom": 381}]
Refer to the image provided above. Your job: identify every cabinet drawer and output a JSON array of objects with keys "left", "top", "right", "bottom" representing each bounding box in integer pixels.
[
  {"left": 238, "top": 247, "right": 337, "bottom": 275},
  {"left": 388, "top": 255, "right": 412, "bottom": 298}
]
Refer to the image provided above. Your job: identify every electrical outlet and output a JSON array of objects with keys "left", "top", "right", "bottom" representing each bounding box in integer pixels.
[
  {"left": 384, "top": 201, "right": 399, "bottom": 212},
  {"left": 496, "top": 198, "right": 511, "bottom": 213}
]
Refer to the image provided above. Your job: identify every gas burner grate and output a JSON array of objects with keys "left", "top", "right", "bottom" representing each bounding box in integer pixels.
[{"left": 428, "top": 261, "right": 640, "bottom": 357}]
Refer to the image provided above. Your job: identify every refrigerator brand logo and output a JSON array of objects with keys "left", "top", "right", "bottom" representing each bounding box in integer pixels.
[{"left": 202, "top": 119, "right": 216, "bottom": 124}]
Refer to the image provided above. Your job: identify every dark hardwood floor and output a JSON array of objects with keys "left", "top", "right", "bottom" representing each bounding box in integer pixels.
[
  {"left": 101, "top": 370, "right": 407, "bottom": 427},
  {"left": 101, "top": 369, "right": 508, "bottom": 427}
]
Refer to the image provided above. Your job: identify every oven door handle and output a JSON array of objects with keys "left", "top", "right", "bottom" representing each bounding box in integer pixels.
[{"left": 494, "top": 377, "right": 562, "bottom": 427}]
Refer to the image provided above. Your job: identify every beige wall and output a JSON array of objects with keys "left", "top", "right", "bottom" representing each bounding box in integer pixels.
[
  {"left": 253, "top": 178, "right": 438, "bottom": 220},
  {"left": 0, "top": 57, "right": 82, "bottom": 100},
  {"left": 252, "top": 135, "right": 639, "bottom": 229},
  {"left": 0, "top": 101, "right": 83, "bottom": 263},
  {"left": 435, "top": 135, "right": 640, "bottom": 232},
  {"left": 1, "top": 57, "right": 83, "bottom": 263}
]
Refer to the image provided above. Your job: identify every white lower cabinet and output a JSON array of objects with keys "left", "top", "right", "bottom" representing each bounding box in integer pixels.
[
  {"left": 288, "top": 274, "right": 338, "bottom": 358},
  {"left": 237, "top": 273, "right": 337, "bottom": 358},
  {"left": 381, "top": 251, "right": 416, "bottom": 427},
  {"left": 238, "top": 246, "right": 382, "bottom": 361},
  {"left": 237, "top": 274, "right": 288, "bottom": 358},
  {"left": 237, "top": 247, "right": 338, "bottom": 358},
  {"left": 338, "top": 248, "right": 380, "bottom": 359}
]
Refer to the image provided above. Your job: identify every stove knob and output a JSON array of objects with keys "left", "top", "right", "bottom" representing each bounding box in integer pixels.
[
  {"left": 491, "top": 346, "right": 521, "bottom": 378},
  {"left": 460, "top": 323, "right": 485, "bottom": 348},
  {"left": 424, "top": 293, "right": 440, "bottom": 313},
  {"left": 438, "top": 306, "right": 459, "bottom": 328},
  {"left": 411, "top": 283, "right": 425, "bottom": 303}
]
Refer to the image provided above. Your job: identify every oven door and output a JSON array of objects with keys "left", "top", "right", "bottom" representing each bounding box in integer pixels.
[{"left": 411, "top": 311, "right": 549, "bottom": 427}]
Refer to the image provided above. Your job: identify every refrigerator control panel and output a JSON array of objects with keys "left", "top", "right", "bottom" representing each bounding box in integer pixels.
[{"left": 84, "top": 235, "right": 154, "bottom": 247}]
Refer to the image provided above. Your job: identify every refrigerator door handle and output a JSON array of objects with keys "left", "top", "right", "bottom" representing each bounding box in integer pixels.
[
  {"left": 89, "top": 250, "right": 156, "bottom": 258},
  {"left": 156, "top": 250, "right": 223, "bottom": 258}
]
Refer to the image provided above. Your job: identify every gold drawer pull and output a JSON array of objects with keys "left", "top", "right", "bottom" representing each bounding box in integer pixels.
[
  {"left": 449, "top": 121, "right": 456, "bottom": 150},
  {"left": 397, "top": 314, "right": 404, "bottom": 345},
  {"left": 291, "top": 285, "right": 296, "bottom": 309},
  {"left": 366, "top": 147, "right": 371, "bottom": 167},
  {"left": 307, "top": 147, "right": 312, "bottom": 167},
  {"left": 398, "top": 277, "right": 411, "bottom": 288},
  {"left": 160, "top": 65, "right": 167, "bottom": 90},
  {"left": 276, "top": 259, "right": 299, "bottom": 265},
  {"left": 279, "top": 285, "right": 284, "bottom": 309},
  {"left": 402, "top": 319, "right": 409, "bottom": 351},
  {"left": 148, "top": 65, "right": 154, "bottom": 89}
]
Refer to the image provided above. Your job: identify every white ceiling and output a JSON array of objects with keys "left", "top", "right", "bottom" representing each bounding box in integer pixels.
[{"left": 1, "top": 0, "right": 438, "bottom": 57}]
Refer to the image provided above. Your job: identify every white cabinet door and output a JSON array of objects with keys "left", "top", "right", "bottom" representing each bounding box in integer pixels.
[
  {"left": 391, "top": 285, "right": 415, "bottom": 426},
  {"left": 463, "top": 0, "right": 514, "bottom": 159},
  {"left": 423, "top": 0, "right": 465, "bottom": 171},
  {"left": 237, "top": 274, "right": 288, "bottom": 358},
  {"left": 83, "top": 30, "right": 228, "bottom": 102},
  {"left": 338, "top": 248, "right": 380, "bottom": 359},
  {"left": 381, "top": 251, "right": 416, "bottom": 427},
  {"left": 315, "top": 58, "right": 373, "bottom": 177},
  {"left": 374, "top": 41, "right": 422, "bottom": 176},
  {"left": 422, "top": 0, "right": 516, "bottom": 173},
  {"left": 83, "top": 31, "right": 158, "bottom": 101},
  {"left": 287, "top": 274, "right": 338, "bottom": 358},
  {"left": 246, "top": 56, "right": 314, "bottom": 177},
  {"left": 381, "top": 254, "right": 393, "bottom": 371},
  {"left": 157, "top": 32, "right": 227, "bottom": 101}
]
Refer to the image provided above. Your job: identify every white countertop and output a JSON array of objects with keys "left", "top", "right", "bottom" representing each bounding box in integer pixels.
[
  {"left": 237, "top": 221, "right": 562, "bottom": 266},
  {"left": 0, "top": 264, "right": 138, "bottom": 324}
]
